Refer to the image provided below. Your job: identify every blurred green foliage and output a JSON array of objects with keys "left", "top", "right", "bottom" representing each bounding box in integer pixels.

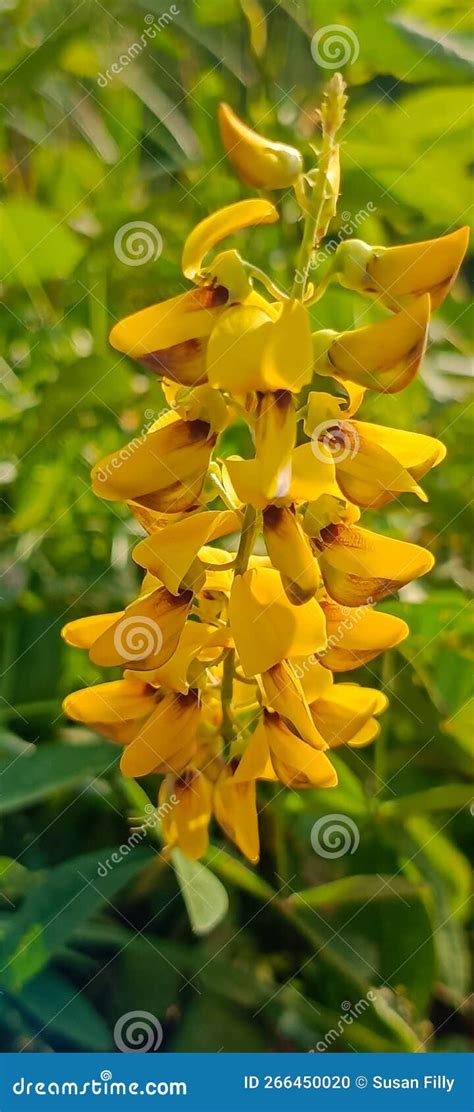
[{"left": 0, "top": 0, "right": 472, "bottom": 1053}]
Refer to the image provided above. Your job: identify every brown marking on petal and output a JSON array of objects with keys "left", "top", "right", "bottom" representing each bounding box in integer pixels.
[
  {"left": 189, "top": 285, "right": 229, "bottom": 310},
  {"left": 140, "top": 337, "right": 207, "bottom": 385}
]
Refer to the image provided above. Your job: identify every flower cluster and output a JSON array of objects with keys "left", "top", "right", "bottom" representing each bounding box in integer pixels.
[{"left": 62, "top": 77, "right": 468, "bottom": 864}]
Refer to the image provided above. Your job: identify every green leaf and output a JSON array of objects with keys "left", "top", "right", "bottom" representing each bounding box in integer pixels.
[
  {"left": 379, "top": 784, "right": 473, "bottom": 819},
  {"left": 289, "top": 874, "right": 427, "bottom": 910},
  {"left": 7, "top": 968, "right": 113, "bottom": 1050},
  {"left": 0, "top": 847, "right": 154, "bottom": 991},
  {"left": 171, "top": 849, "right": 229, "bottom": 936},
  {"left": 0, "top": 740, "right": 119, "bottom": 815}
]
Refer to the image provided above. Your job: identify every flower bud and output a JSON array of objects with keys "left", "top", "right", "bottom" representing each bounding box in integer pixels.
[{"left": 218, "top": 102, "right": 303, "bottom": 190}]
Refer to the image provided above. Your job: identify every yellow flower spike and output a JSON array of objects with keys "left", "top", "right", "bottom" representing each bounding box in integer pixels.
[
  {"left": 206, "top": 299, "right": 313, "bottom": 395},
  {"left": 254, "top": 391, "right": 296, "bottom": 501},
  {"left": 316, "top": 522, "right": 434, "bottom": 607},
  {"left": 218, "top": 102, "right": 303, "bottom": 190},
  {"left": 132, "top": 510, "right": 241, "bottom": 595},
  {"left": 91, "top": 417, "right": 216, "bottom": 510},
  {"left": 319, "top": 599, "right": 409, "bottom": 672},
  {"left": 312, "top": 294, "right": 430, "bottom": 394},
  {"left": 82, "top": 586, "right": 193, "bottom": 671},
  {"left": 182, "top": 198, "right": 278, "bottom": 283},
  {"left": 229, "top": 566, "right": 327, "bottom": 676},
  {"left": 249, "top": 712, "right": 338, "bottom": 789},
  {"left": 259, "top": 661, "right": 327, "bottom": 749},
  {"left": 120, "top": 690, "right": 200, "bottom": 777},
  {"left": 262, "top": 505, "right": 321, "bottom": 604},
  {"left": 129, "top": 621, "right": 222, "bottom": 695},
  {"left": 310, "top": 682, "right": 388, "bottom": 748},
  {"left": 333, "top": 226, "right": 469, "bottom": 310},
  {"left": 159, "top": 770, "right": 213, "bottom": 860},
  {"left": 213, "top": 765, "right": 260, "bottom": 863}
]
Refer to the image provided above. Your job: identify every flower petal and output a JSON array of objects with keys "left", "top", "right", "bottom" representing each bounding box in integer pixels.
[{"left": 182, "top": 199, "right": 278, "bottom": 281}]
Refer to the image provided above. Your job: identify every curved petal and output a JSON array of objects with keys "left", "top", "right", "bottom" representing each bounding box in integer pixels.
[
  {"left": 317, "top": 523, "right": 434, "bottom": 606},
  {"left": 182, "top": 199, "right": 278, "bottom": 281},
  {"left": 218, "top": 103, "right": 303, "bottom": 190},
  {"left": 313, "top": 295, "right": 430, "bottom": 393},
  {"left": 133, "top": 509, "right": 240, "bottom": 594},
  {"left": 320, "top": 600, "right": 409, "bottom": 672}
]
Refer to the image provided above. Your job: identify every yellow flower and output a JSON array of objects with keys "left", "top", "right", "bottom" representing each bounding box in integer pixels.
[
  {"left": 259, "top": 661, "right": 326, "bottom": 748},
  {"left": 110, "top": 199, "right": 278, "bottom": 385},
  {"left": 262, "top": 504, "right": 321, "bottom": 603},
  {"left": 62, "top": 585, "right": 192, "bottom": 670},
  {"left": 214, "top": 765, "right": 260, "bottom": 863},
  {"left": 206, "top": 299, "right": 313, "bottom": 394},
  {"left": 306, "top": 392, "right": 446, "bottom": 508},
  {"left": 254, "top": 391, "right": 296, "bottom": 501},
  {"left": 91, "top": 413, "right": 216, "bottom": 512},
  {"left": 315, "top": 523, "right": 434, "bottom": 606},
  {"left": 229, "top": 566, "right": 326, "bottom": 676},
  {"left": 121, "top": 690, "right": 200, "bottom": 777},
  {"left": 312, "top": 295, "right": 429, "bottom": 394},
  {"left": 236, "top": 712, "right": 337, "bottom": 789},
  {"left": 218, "top": 102, "right": 303, "bottom": 190},
  {"left": 319, "top": 599, "right": 409, "bottom": 672},
  {"left": 63, "top": 677, "right": 158, "bottom": 744},
  {"left": 159, "top": 771, "right": 213, "bottom": 860},
  {"left": 225, "top": 440, "right": 341, "bottom": 511},
  {"left": 132, "top": 509, "right": 240, "bottom": 595},
  {"left": 333, "top": 226, "right": 469, "bottom": 310},
  {"left": 309, "top": 674, "right": 388, "bottom": 748}
]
